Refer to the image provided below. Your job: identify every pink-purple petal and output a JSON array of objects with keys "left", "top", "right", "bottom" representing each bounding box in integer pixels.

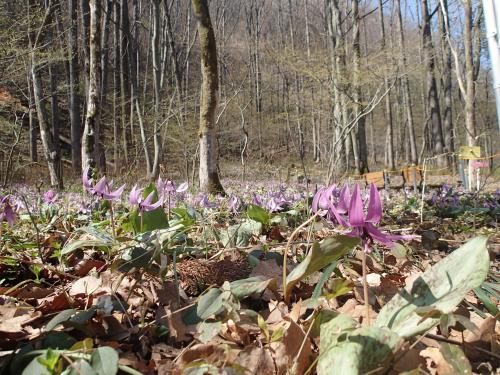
[
  {"left": 365, "top": 183, "right": 382, "bottom": 223},
  {"left": 348, "top": 184, "right": 365, "bottom": 227}
]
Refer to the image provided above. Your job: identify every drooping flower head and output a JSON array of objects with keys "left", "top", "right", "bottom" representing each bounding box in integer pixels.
[
  {"left": 313, "top": 183, "right": 412, "bottom": 252},
  {"left": 156, "top": 177, "right": 188, "bottom": 196},
  {"left": 83, "top": 167, "right": 125, "bottom": 201},
  {"left": 0, "top": 195, "right": 16, "bottom": 227},
  {"left": 228, "top": 195, "right": 241, "bottom": 214},
  {"left": 129, "top": 185, "right": 163, "bottom": 212},
  {"left": 43, "top": 189, "right": 58, "bottom": 204}
]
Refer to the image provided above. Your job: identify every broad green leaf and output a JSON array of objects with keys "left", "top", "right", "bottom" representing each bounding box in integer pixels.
[
  {"left": 325, "top": 278, "right": 353, "bottom": 300},
  {"left": 474, "top": 286, "right": 499, "bottom": 316},
  {"left": 70, "top": 338, "right": 94, "bottom": 351},
  {"left": 246, "top": 204, "right": 270, "bottom": 225},
  {"left": 114, "top": 246, "right": 152, "bottom": 272},
  {"left": 285, "top": 236, "right": 359, "bottom": 297},
  {"left": 439, "top": 343, "right": 472, "bottom": 375},
  {"left": 41, "top": 332, "right": 77, "bottom": 350},
  {"left": 198, "top": 321, "right": 222, "bottom": 343},
  {"left": 219, "top": 220, "right": 262, "bottom": 247},
  {"left": 196, "top": 288, "right": 226, "bottom": 320},
  {"left": 229, "top": 276, "right": 277, "bottom": 299},
  {"left": 318, "top": 324, "right": 402, "bottom": 375},
  {"left": 22, "top": 356, "right": 51, "bottom": 375},
  {"left": 376, "top": 236, "right": 490, "bottom": 338},
  {"left": 61, "top": 359, "right": 97, "bottom": 375},
  {"left": 61, "top": 239, "right": 112, "bottom": 256},
  {"left": 90, "top": 347, "right": 119, "bottom": 375},
  {"left": 130, "top": 184, "right": 168, "bottom": 233},
  {"left": 45, "top": 309, "right": 77, "bottom": 331}
]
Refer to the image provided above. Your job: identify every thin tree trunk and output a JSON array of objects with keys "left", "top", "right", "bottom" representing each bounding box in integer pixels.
[
  {"left": 439, "top": 0, "right": 453, "bottom": 156},
  {"left": 352, "top": 0, "right": 368, "bottom": 174},
  {"left": 396, "top": 0, "right": 417, "bottom": 164},
  {"left": 151, "top": 0, "right": 163, "bottom": 179},
  {"left": 463, "top": 0, "right": 476, "bottom": 146},
  {"left": 421, "top": 0, "right": 445, "bottom": 164},
  {"left": 192, "top": 0, "right": 224, "bottom": 194},
  {"left": 68, "top": 0, "right": 81, "bottom": 169},
  {"left": 81, "top": 0, "right": 100, "bottom": 172},
  {"left": 378, "top": 0, "right": 395, "bottom": 170}
]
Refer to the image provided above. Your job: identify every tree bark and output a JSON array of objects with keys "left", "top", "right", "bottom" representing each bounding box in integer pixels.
[
  {"left": 68, "top": 0, "right": 81, "bottom": 169},
  {"left": 421, "top": 0, "right": 445, "bottom": 164},
  {"left": 439, "top": 0, "right": 453, "bottom": 155},
  {"left": 81, "top": 0, "right": 100, "bottom": 172},
  {"left": 352, "top": 0, "right": 368, "bottom": 174},
  {"left": 396, "top": 0, "right": 417, "bottom": 164},
  {"left": 378, "top": 0, "right": 395, "bottom": 170},
  {"left": 192, "top": 0, "right": 224, "bottom": 195},
  {"left": 463, "top": 0, "right": 476, "bottom": 146}
]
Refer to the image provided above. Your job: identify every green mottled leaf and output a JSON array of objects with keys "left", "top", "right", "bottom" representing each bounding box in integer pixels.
[
  {"left": 90, "top": 347, "right": 119, "bottom": 375},
  {"left": 439, "top": 343, "right": 472, "bottom": 375},
  {"left": 246, "top": 204, "right": 270, "bottom": 225},
  {"left": 285, "top": 236, "right": 359, "bottom": 298},
  {"left": 376, "top": 236, "right": 490, "bottom": 338},
  {"left": 318, "top": 322, "right": 402, "bottom": 375},
  {"left": 229, "top": 276, "right": 277, "bottom": 299},
  {"left": 45, "top": 309, "right": 76, "bottom": 331}
]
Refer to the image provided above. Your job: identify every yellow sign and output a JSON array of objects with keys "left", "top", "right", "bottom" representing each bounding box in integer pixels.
[{"left": 459, "top": 146, "right": 481, "bottom": 160}]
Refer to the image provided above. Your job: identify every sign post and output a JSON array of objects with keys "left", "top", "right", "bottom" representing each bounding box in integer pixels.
[{"left": 459, "top": 146, "right": 481, "bottom": 191}]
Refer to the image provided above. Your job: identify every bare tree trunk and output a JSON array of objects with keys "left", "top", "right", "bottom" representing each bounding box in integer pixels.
[
  {"left": 81, "top": 0, "right": 100, "bottom": 172},
  {"left": 68, "top": 0, "right": 81, "bottom": 169},
  {"left": 421, "top": 0, "right": 445, "bottom": 164},
  {"left": 439, "top": 0, "right": 453, "bottom": 156},
  {"left": 27, "top": 72, "right": 37, "bottom": 162},
  {"left": 378, "top": 0, "right": 395, "bottom": 170},
  {"left": 96, "top": 0, "right": 112, "bottom": 172},
  {"left": 113, "top": 0, "right": 121, "bottom": 170},
  {"left": 192, "top": 0, "right": 224, "bottom": 195},
  {"left": 463, "top": 0, "right": 476, "bottom": 146},
  {"left": 352, "top": 0, "right": 368, "bottom": 174},
  {"left": 80, "top": 0, "right": 90, "bottom": 91},
  {"left": 151, "top": 0, "right": 163, "bottom": 179},
  {"left": 120, "top": 0, "right": 130, "bottom": 164},
  {"left": 396, "top": 0, "right": 417, "bottom": 164},
  {"left": 28, "top": 1, "right": 62, "bottom": 188}
]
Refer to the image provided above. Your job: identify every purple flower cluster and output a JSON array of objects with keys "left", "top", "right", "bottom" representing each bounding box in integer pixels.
[{"left": 0, "top": 195, "right": 16, "bottom": 226}]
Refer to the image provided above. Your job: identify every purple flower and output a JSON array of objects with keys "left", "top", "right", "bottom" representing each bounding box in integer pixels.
[
  {"left": 252, "top": 193, "right": 263, "bottom": 207},
  {"left": 266, "top": 197, "right": 284, "bottom": 213},
  {"left": 83, "top": 167, "right": 125, "bottom": 201},
  {"left": 313, "top": 183, "right": 412, "bottom": 253},
  {"left": 43, "top": 189, "right": 58, "bottom": 204},
  {"left": 0, "top": 195, "right": 16, "bottom": 226},
  {"left": 198, "top": 194, "right": 218, "bottom": 209},
  {"left": 157, "top": 178, "right": 189, "bottom": 196},
  {"left": 228, "top": 196, "right": 241, "bottom": 214},
  {"left": 129, "top": 185, "right": 163, "bottom": 212}
]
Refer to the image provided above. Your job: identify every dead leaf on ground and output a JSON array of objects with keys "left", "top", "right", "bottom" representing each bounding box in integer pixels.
[
  {"left": 69, "top": 275, "right": 102, "bottom": 296},
  {"left": 236, "top": 346, "right": 276, "bottom": 374},
  {"left": 269, "top": 317, "right": 314, "bottom": 375}
]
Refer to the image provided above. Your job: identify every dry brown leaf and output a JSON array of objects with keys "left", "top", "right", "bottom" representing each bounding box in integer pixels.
[
  {"left": 158, "top": 306, "right": 195, "bottom": 342},
  {"left": 420, "top": 347, "right": 461, "bottom": 375},
  {"left": 69, "top": 275, "right": 102, "bottom": 296},
  {"left": 269, "top": 317, "right": 314, "bottom": 375},
  {"left": 236, "top": 346, "right": 276, "bottom": 374}
]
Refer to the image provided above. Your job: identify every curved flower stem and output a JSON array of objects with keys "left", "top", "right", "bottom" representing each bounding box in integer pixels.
[
  {"left": 109, "top": 201, "right": 116, "bottom": 239},
  {"left": 140, "top": 211, "right": 144, "bottom": 233},
  {"left": 361, "top": 250, "right": 370, "bottom": 325},
  {"left": 283, "top": 213, "right": 318, "bottom": 304}
]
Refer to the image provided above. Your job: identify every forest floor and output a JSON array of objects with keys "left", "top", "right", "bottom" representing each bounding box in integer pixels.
[{"left": 0, "top": 175, "right": 499, "bottom": 375}]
